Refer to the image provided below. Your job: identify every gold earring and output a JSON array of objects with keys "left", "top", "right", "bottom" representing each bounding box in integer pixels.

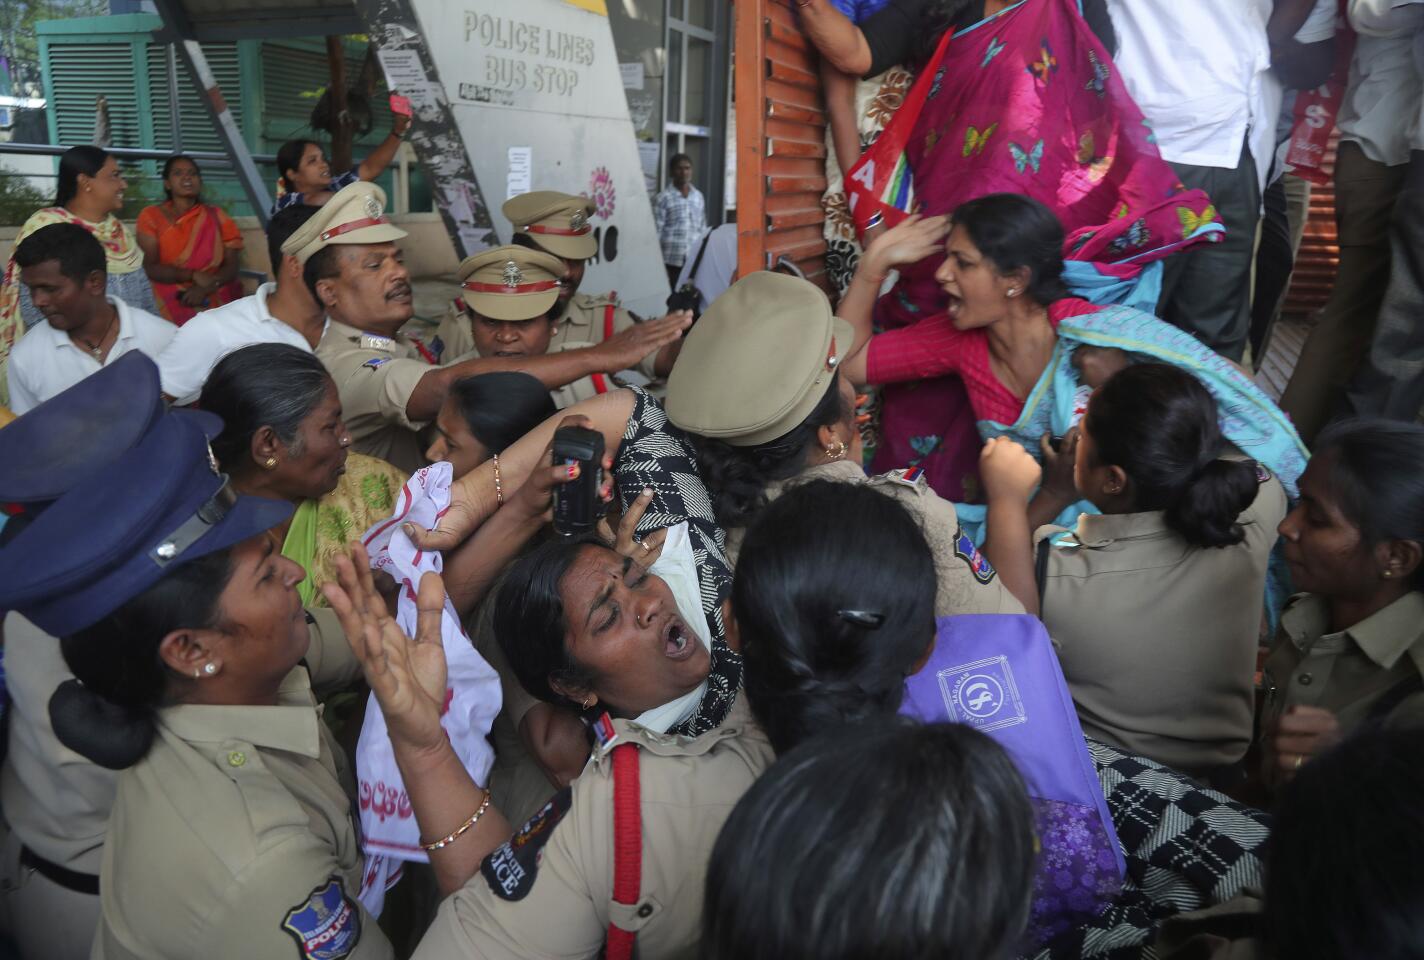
[
  {"left": 826, "top": 440, "right": 846, "bottom": 461},
  {"left": 1383, "top": 570, "right": 1393, "bottom": 579},
  {"left": 263, "top": 456, "right": 278, "bottom": 469},
  {"left": 581, "top": 696, "right": 593, "bottom": 709}
]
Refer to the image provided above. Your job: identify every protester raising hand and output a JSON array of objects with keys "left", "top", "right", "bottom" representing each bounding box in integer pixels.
[
  {"left": 837, "top": 214, "right": 952, "bottom": 381},
  {"left": 323, "top": 543, "right": 513, "bottom": 896},
  {"left": 861, "top": 213, "right": 953, "bottom": 276},
  {"left": 323, "top": 547, "right": 448, "bottom": 758}
]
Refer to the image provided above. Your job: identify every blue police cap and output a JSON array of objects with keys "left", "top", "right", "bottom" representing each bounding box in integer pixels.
[
  {"left": 0, "top": 411, "right": 293, "bottom": 636},
  {"left": 0, "top": 352, "right": 220, "bottom": 506}
]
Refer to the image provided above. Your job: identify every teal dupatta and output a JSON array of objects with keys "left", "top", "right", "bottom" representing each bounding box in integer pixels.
[{"left": 956, "top": 302, "right": 1309, "bottom": 543}]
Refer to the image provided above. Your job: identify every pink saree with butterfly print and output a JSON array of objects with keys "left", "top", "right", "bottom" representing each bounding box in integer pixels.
[{"left": 846, "top": 0, "right": 1222, "bottom": 500}]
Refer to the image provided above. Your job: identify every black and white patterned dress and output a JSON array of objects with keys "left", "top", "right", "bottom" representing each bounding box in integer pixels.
[
  {"left": 1030, "top": 742, "right": 1271, "bottom": 960},
  {"left": 616, "top": 387, "right": 741, "bottom": 738}
]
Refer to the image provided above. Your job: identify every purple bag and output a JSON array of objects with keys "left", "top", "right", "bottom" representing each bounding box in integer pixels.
[{"left": 900, "top": 614, "right": 1124, "bottom": 947}]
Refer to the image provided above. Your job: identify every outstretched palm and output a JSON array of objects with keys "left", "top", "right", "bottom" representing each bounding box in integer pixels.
[
  {"left": 865, "top": 213, "right": 952, "bottom": 270},
  {"left": 323, "top": 544, "right": 450, "bottom": 756}
]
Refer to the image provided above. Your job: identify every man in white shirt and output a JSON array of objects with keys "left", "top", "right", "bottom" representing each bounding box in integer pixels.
[
  {"left": 1107, "top": 0, "right": 1284, "bottom": 362},
  {"left": 1281, "top": 0, "right": 1423, "bottom": 440},
  {"left": 1341, "top": 0, "right": 1424, "bottom": 425},
  {"left": 7, "top": 223, "right": 173, "bottom": 414},
  {"left": 156, "top": 204, "right": 326, "bottom": 405}
]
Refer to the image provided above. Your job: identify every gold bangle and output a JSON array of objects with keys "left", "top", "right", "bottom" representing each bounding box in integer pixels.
[
  {"left": 420, "top": 791, "right": 492, "bottom": 851},
  {"left": 492, "top": 453, "right": 504, "bottom": 505}
]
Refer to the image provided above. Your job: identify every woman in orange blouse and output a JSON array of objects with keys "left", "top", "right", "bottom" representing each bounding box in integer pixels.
[{"left": 136, "top": 155, "right": 244, "bottom": 326}]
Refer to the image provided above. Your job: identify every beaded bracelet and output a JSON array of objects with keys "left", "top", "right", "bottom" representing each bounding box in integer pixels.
[
  {"left": 420, "top": 791, "right": 492, "bottom": 851},
  {"left": 492, "top": 453, "right": 504, "bottom": 505}
]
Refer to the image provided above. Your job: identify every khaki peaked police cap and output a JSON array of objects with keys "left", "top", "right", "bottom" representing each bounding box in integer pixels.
[
  {"left": 503, "top": 190, "right": 598, "bottom": 260},
  {"left": 666, "top": 272, "right": 855, "bottom": 447},
  {"left": 457, "top": 245, "right": 567, "bottom": 322},
  {"left": 281, "top": 182, "right": 408, "bottom": 265}
]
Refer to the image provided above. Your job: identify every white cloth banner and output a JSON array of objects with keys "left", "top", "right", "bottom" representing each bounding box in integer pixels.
[{"left": 354, "top": 462, "right": 501, "bottom": 915}]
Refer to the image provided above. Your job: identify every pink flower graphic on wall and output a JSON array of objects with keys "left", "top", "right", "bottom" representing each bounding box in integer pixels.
[{"left": 586, "top": 167, "right": 616, "bottom": 219}]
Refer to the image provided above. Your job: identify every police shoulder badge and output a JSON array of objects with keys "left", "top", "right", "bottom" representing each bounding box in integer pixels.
[
  {"left": 953, "top": 526, "right": 997, "bottom": 584},
  {"left": 281, "top": 876, "right": 361, "bottom": 959},
  {"left": 361, "top": 356, "right": 392, "bottom": 370},
  {"left": 481, "top": 787, "right": 573, "bottom": 901}
]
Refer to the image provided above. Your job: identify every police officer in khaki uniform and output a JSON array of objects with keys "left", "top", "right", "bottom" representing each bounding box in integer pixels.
[
  {"left": 439, "top": 192, "right": 681, "bottom": 383},
  {"left": 299, "top": 185, "right": 690, "bottom": 473},
  {"left": 1261, "top": 591, "right": 1424, "bottom": 768},
  {"left": 291, "top": 182, "right": 432, "bottom": 473},
  {"left": 451, "top": 246, "right": 633, "bottom": 410},
  {"left": 413, "top": 695, "right": 768, "bottom": 959},
  {"left": 0, "top": 354, "right": 358, "bottom": 960},
  {"left": 662, "top": 271, "right": 1022, "bottom": 618},
  {"left": 506, "top": 190, "right": 679, "bottom": 382},
  {"left": 1035, "top": 460, "right": 1287, "bottom": 775},
  {"left": 0, "top": 378, "right": 385, "bottom": 960}
]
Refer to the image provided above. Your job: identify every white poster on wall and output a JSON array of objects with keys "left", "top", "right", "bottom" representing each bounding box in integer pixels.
[
  {"left": 619, "top": 62, "right": 644, "bottom": 90},
  {"left": 408, "top": 0, "right": 671, "bottom": 314},
  {"left": 507, "top": 147, "right": 533, "bottom": 198}
]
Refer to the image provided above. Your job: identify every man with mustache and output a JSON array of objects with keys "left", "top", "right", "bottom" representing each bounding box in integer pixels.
[{"left": 294, "top": 183, "right": 689, "bottom": 472}]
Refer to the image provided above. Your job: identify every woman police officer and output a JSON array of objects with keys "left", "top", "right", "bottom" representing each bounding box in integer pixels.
[
  {"left": 0, "top": 354, "right": 357, "bottom": 960},
  {"left": 0, "top": 388, "right": 390, "bottom": 959}
]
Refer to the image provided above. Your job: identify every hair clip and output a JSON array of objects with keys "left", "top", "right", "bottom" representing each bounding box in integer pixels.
[{"left": 837, "top": 609, "right": 885, "bottom": 629}]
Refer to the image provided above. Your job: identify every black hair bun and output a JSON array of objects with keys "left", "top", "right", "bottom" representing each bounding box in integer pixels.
[{"left": 49, "top": 679, "right": 155, "bottom": 770}]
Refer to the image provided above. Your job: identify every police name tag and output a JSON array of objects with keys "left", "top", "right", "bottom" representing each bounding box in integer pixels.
[
  {"left": 281, "top": 876, "right": 362, "bottom": 960},
  {"left": 359, "top": 334, "right": 396, "bottom": 351}
]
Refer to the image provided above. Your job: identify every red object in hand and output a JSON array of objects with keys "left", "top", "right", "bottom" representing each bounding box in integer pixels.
[
  {"left": 1284, "top": 1, "right": 1356, "bottom": 186},
  {"left": 389, "top": 94, "right": 413, "bottom": 117}
]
